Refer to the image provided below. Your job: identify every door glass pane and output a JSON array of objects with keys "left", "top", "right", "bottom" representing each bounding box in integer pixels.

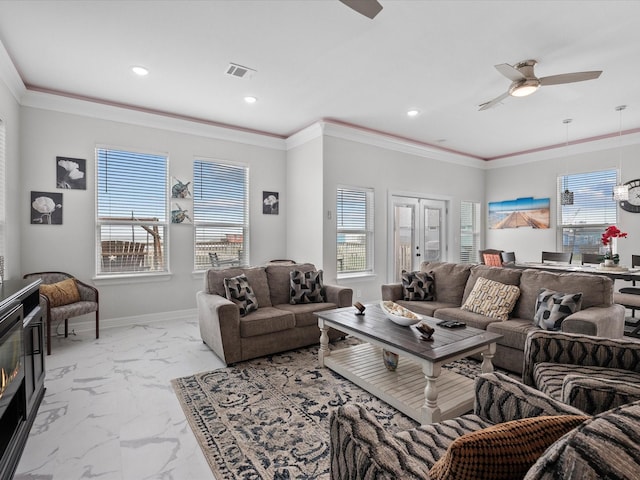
[
  {"left": 394, "top": 204, "right": 414, "bottom": 281},
  {"left": 423, "top": 207, "right": 441, "bottom": 262}
]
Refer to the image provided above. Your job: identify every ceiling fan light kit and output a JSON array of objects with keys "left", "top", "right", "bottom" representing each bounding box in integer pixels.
[{"left": 509, "top": 79, "right": 540, "bottom": 97}]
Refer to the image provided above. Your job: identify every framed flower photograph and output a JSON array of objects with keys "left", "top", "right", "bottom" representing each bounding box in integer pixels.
[
  {"left": 31, "top": 191, "right": 63, "bottom": 225},
  {"left": 56, "top": 156, "right": 86, "bottom": 190},
  {"left": 263, "top": 191, "right": 279, "bottom": 215}
]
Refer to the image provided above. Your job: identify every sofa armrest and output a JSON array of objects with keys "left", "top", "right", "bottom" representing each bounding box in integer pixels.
[
  {"left": 561, "top": 304, "right": 625, "bottom": 338},
  {"left": 562, "top": 375, "right": 640, "bottom": 415},
  {"left": 329, "top": 404, "right": 432, "bottom": 480},
  {"left": 381, "top": 283, "right": 403, "bottom": 301},
  {"left": 324, "top": 284, "right": 353, "bottom": 308},
  {"left": 196, "top": 291, "right": 241, "bottom": 365},
  {"left": 474, "top": 372, "right": 584, "bottom": 423},
  {"left": 523, "top": 330, "right": 640, "bottom": 386}
]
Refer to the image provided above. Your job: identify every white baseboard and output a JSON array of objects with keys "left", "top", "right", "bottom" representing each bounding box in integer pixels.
[{"left": 59, "top": 308, "right": 198, "bottom": 335}]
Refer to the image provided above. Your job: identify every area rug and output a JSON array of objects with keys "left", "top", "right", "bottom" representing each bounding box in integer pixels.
[{"left": 171, "top": 340, "right": 486, "bottom": 479}]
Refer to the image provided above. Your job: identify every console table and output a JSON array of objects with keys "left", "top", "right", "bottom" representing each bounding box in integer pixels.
[{"left": 0, "top": 279, "right": 45, "bottom": 479}]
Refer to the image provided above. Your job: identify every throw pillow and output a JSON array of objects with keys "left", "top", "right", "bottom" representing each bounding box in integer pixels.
[
  {"left": 223, "top": 274, "right": 259, "bottom": 316},
  {"left": 533, "top": 289, "right": 583, "bottom": 331},
  {"left": 483, "top": 253, "right": 503, "bottom": 267},
  {"left": 290, "top": 269, "right": 326, "bottom": 304},
  {"left": 401, "top": 270, "right": 436, "bottom": 301},
  {"left": 40, "top": 278, "right": 81, "bottom": 307},
  {"left": 460, "top": 277, "right": 520, "bottom": 321},
  {"left": 429, "top": 415, "right": 589, "bottom": 480}
]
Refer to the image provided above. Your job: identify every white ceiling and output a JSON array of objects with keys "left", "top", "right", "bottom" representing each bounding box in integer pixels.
[{"left": 0, "top": 0, "right": 639, "bottom": 160}]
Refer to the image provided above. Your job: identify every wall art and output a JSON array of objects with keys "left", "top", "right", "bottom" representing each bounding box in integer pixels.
[
  {"left": 263, "top": 191, "right": 279, "bottom": 215},
  {"left": 171, "top": 201, "right": 192, "bottom": 224},
  {"left": 488, "top": 196, "right": 550, "bottom": 229},
  {"left": 31, "top": 191, "right": 63, "bottom": 225},
  {"left": 56, "top": 156, "right": 86, "bottom": 190},
  {"left": 171, "top": 177, "right": 192, "bottom": 198}
]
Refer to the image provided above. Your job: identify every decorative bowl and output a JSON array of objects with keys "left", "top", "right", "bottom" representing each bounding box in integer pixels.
[{"left": 379, "top": 301, "right": 422, "bottom": 326}]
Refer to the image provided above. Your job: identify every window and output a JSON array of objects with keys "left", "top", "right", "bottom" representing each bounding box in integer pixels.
[
  {"left": 193, "top": 159, "right": 249, "bottom": 270},
  {"left": 337, "top": 186, "right": 374, "bottom": 275},
  {"left": 96, "top": 147, "right": 168, "bottom": 275},
  {"left": 0, "top": 119, "right": 5, "bottom": 262},
  {"left": 558, "top": 169, "right": 617, "bottom": 260},
  {"left": 460, "top": 201, "right": 480, "bottom": 263}
]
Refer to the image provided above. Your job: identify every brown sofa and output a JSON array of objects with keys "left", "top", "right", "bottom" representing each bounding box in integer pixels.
[
  {"left": 382, "top": 262, "right": 625, "bottom": 374},
  {"left": 197, "top": 262, "right": 352, "bottom": 365}
]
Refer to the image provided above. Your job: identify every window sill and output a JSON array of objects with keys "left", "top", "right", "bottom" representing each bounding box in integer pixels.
[
  {"left": 93, "top": 272, "right": 172, "bottom": 286},
  {"left": 337, "top": 272, "right": 377, "bottom": 281}
]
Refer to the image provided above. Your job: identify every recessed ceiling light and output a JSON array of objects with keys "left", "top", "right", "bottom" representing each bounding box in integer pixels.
[
  {"left": 131, "top": 66, "right": 149, "bottom": 76},
  {"left": 244, "top": 96, "right": 257, "bottom": 104},
  {"left": 407, "top": 109, "right": 420, "bottom": 117}
]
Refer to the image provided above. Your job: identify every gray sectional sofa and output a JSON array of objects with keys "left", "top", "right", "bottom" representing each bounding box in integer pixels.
[
  {"left": 197, "top": 262, "right": 352, "bottom": 365},
  {"left": 382, "top": 262, "right": 625, "bottom": 374}
]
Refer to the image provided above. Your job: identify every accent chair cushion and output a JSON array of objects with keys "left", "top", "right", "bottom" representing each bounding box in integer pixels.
[
  {"left": 401, "top": 270, "right": 436, "bottom": 301},
  {"left": 483, "top": 253, "right": 503, "bottom": 267},
  {"left": 290, "top": 269, "right": 326, "bottom": 304},
  {"left": 461, "top": 277, "right": 521, "bottom": 321},
  {"left": 223, "top": 274, "right": 258, "bottom": 316},
  {"left": 40, "top": 278, "right": 81, "bottom": 307},
  {"left": 428, "top": 415, "right": 589, "bottom": 480},
  {"left": 533, "top": 289, "right": 582, "bottom": 330}
]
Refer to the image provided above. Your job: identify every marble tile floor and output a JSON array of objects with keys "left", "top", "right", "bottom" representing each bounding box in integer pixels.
[{"left": 14, "top": 316, "right": 225, "bottom": 480}]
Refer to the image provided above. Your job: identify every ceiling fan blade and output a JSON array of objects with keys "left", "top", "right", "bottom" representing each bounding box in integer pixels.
[
  {"left": 494, "top": 63, "right": 526, "bottom": 82},
  {"left": 539, "top": 70, "right": 602, "bottom": 86},
  {"left": 338, "top": 0, "right": 383, "bottom": 19},
  {"left": 478, "top": 91, "right": 510, "bottom": 111}
]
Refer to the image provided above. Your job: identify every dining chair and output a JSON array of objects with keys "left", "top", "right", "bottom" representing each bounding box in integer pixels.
[
  {"left": 479, "top": 249, "right": 504, "bottom": 266},
  {"left": 541, "top": 251, "right": 573, "bottom": 264},
  {"left": 614, "top": 255, "right": 640, "bottom": 336},
  {"left": 500, "top": 251, "right": 516, "bottom": 265},
  {"left": 581, "top": 253, "right": 602, "bottom": 265}
]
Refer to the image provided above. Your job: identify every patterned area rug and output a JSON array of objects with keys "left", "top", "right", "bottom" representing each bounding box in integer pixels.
[{"left": 171, "top": 339, "right": 486, "bottom": 479}]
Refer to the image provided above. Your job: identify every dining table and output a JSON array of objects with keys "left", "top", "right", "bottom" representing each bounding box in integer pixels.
[{"left": 509, "top": 261, "right": 640, "bottom": 282}]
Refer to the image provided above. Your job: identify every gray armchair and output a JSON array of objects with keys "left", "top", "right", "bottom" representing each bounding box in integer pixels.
[
  {"left": 523, "top": 330, "right": 640, "bottom": 415},
  {"left": 23, "top": 271, "right": 99, "bottom": 355}
]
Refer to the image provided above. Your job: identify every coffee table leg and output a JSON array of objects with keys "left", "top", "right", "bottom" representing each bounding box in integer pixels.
[
  {"left": 318, "top": 319, "right": 330, "bottom": 367},
  {"left": 422, "top": 362, "right": 442, "bottom": 424},
  {"left": 481, "top": 342, "right": 497, "bottom": 374}
]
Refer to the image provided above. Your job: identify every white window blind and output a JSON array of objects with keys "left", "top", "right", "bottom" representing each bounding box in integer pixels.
[
  {"left": 0, "top": 119, "right": 5, "bottom": 261},
  {"left": 337, "top": 186, "right": 374, "bottom": 275},
  {"left": 558, "top": 169, "right": 617, "bottom": 257},
  {"left": 96, "top": 147, "right": 168, "bottom": 274},
  {"left": 193, "top": 159, "right": 249, "bottom": 270},
  {"left": 460, "top": 201, "right": 480, "bottom": 263}
]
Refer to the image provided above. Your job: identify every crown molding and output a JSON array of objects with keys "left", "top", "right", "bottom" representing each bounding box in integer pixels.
[
  {"left": 285, "top": 122, "right": 324, "bottom": 150},
  {"left": 20, "top": 89, "right": 288, "bottom": 151},
  {"left": 0, "top": 40, "right": 26, "bottom": 101}
]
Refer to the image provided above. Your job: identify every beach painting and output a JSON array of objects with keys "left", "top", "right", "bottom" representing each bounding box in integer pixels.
[{"left": 489, "top": 197, "right": 550, "bottom": 229}]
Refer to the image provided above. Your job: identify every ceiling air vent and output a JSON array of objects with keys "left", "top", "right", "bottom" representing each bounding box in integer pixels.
[{"left": 225, "top": 63, "right": 256, "bottom": 79}]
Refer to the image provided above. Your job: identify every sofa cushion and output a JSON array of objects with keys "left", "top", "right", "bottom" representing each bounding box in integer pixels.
[
  {"left": 398, "top": 300, "right": 459, "bottom": 318},
  {"left": 290, "top": 269, "right": 326, "bottom": 304},
  {"left": 524, "top": 400, "right": 640, "bottom": 480},
  {"left": 206, "top": 267, "right": 272, "bottom": 308},
  {"left": 40, "top": 278, "right": 81, "bottom": 307},
  {"left": 401, "top": 270, "right": 436, "bottom": 301},
  {"left": 533, "top": 289, "right": 582, "bottom": 331},
  {"left": 223, "top": 274, "right": 259, "bottom": 316},
  {"left": 434, "top": 307, "right": 501, "bottom": 330},
  {"left": 420, "top": 262, "right": 472, "bottom": 305},
  {"left": 487, "top": 318, "right": 539, "bottom": 350},
  {"left": 461, "top": 277, "right": 521, "bottom": 321},
  {"left": 462, "top": 264, "right": 523, "bottom": 304},
  {"left": 429, "top": 415, "right": 589, "bottom": 480},
  {"left": 276, "top": 302, "right": 337, "bottom": 327},
  {"left": 514, "top": 270, "right": 612, "bottom": 321},
  {"left": 266, "top": 263, "right": 316, "bottom": 306},
  {"left": 239, "top": 306, "right": 295, "bottom": 337}
]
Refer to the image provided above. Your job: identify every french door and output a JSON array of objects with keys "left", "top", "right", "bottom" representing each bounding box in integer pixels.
[{"left": 391, "top": 196, "right": 447, "bottom": 282}]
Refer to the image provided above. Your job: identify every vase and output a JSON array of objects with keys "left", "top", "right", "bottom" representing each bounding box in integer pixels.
[
  {"left": 382, "top": 349, "right": 399, "bottom": 371},
  {"left": 604, "top": 259, "right": 615, "bottom": 267}
]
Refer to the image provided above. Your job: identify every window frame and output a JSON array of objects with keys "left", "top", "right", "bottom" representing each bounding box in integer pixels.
[
  {"left": 192, "top": 157, "right": 250, "bottom": 271},
  {"left": 336, "top": 185, "right": 375, "bottom": 277},
  {"left": 460, "top": 201, "right": 481, "bottom": 264},
  {"left": 95, "top": 146, "right": 169, "bottom": 277}
]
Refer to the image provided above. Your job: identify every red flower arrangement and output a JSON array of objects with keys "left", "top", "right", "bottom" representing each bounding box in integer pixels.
[{"left": 601, "top": 225, "right": 628, "bottom": 263}]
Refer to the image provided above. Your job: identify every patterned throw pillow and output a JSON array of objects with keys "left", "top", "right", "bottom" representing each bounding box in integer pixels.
[
  {"left": 223, "top": 274, "right": 258, "bottom": 316},
  {"left": 290, "top": 270, "right": 325, "bottom": 304},
  {"left": 483, "top": 253, "right": 503, "bottom": 267},
  {"left": 534, "top": 289, "right": 583, "bottom": 330},
  {"left": 40, "top": 278, "right": 81, "bottom": 307},
  {"left": 401, "top": 270, "right": 436, "bottom": 301},
  {"left": 461, "top": 277, "right": 520, "bottom": 321},
  {"left": 429, "top": 415, "right": 589, "bottom": 480}
]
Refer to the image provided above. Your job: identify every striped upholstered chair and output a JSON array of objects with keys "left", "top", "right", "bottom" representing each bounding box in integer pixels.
[{"left": 523, "top": 330, "right": 640, "bottom": 415}]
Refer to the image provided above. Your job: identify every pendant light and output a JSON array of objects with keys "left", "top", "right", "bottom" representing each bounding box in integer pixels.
[
  {"left": 613, "top": 105, "right": 629, "bottom": 201},
  {"left": 560, "top": 118, "right": 574, "bottom": 206}
]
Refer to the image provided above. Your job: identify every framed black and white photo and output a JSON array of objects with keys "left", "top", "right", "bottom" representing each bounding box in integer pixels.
[
  {"left": 31, "top": 191, "right": 63, "bottom": 225},
  {"left": 56, "top": 156, "right": 86, "bottom": 190},
  {"left": 263, "top": 191, "right": 279, "bottom": 215}
]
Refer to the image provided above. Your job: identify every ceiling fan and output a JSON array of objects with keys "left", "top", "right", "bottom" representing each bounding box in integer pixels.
[
  {"left": 338, "top": 0, "right": 383, "bottom": 19},
  {"left": 479, "top": 60, "right": 602, "bottom": 111}
]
